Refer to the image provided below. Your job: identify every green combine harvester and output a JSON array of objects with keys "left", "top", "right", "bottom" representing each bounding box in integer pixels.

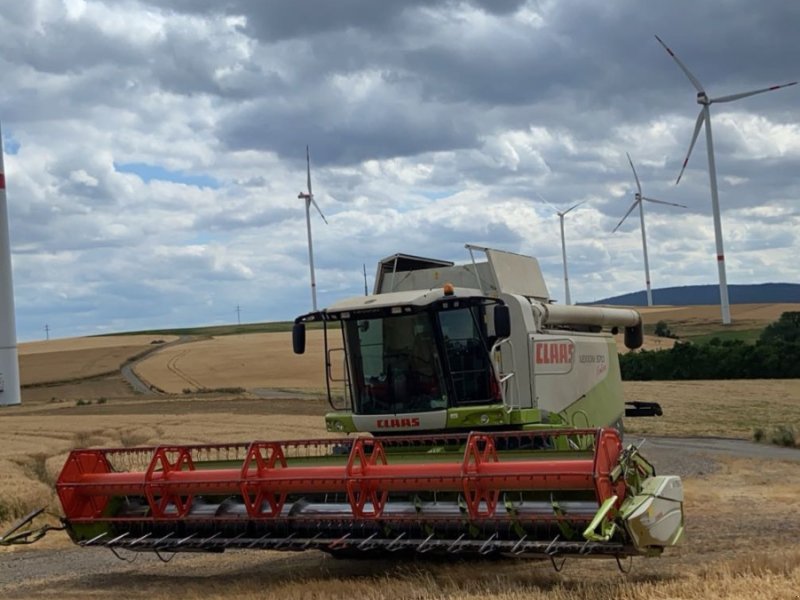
[{"left": 4, "top": 246, "right": 684, "bottom": 567}]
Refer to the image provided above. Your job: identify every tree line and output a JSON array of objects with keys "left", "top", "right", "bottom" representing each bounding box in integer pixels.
[{"left": 620, "top": 312, "right": 800, "bottom": 380}]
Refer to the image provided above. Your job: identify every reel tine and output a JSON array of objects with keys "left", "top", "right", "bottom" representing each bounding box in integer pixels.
[
  {"left": 447, "top": 533, "right": 465, "bottom": 554},
  {"left": 105, "top": 532, "right": 129, "bottom": 547},
  {"left": 386, "top": 532, "right": 406, "bottom": 552},
  {"left": 329, "top": 532, "right": 350, "bottom": 550},
  {"left": 224, "top": 533, "right": 244, "bottom": 549},
  {"left": 357, "top": 532, "right": 378, "bottom": 551},
  {"left": 130, "top": 532, "right": 152, "bottom": 546},
  {"left": 248, "top": 533, "right": 271, "bottom": 548},
  {"left": 301, "top": 533, "right": 322, "bottom": 550},
  {"left": 275, "top": 532, "right": 296, "bottom": 550},
  {"left": 545, "top": 534, "right": 561, "bottom": 556},
  {"left": 479, "top": 532, "right": 498, "bottom": 555},
  {"left": 510, "top": 535, "right": 528, "bottom": 555},
  {"left": 176, "top": 532, "right": 196, "bottom": 546},
  {"left": 81, "top": 532, "right": 108, "bottom": 547},
  {"left": 154, "top": 531, "right": 174, "bottom": 547},
  {"left": 417, "top": 533, "right": 435, "bottom": 553}
]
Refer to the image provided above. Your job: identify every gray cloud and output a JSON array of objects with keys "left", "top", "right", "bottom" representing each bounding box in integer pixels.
[{"left": 1, "top": 0, "right": 798, "bottom": 340}]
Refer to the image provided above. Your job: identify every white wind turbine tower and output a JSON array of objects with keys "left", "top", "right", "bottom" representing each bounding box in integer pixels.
[
  {"left": 613, "top": 153, "right": 686, "bottom": 307},
  {"left": 539, "top": 194, "right": 584, "bottom": 305},
  {"left": 0, "top": 122, "right": 21, "bottom": 406},
  {"left": 655, "top": 35, "right": 797, "bottom": 325},
  {"left": 298, "top": 146, "right": 328, "bottom": 311}
]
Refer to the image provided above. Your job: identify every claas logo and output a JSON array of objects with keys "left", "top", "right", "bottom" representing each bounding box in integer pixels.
[
  {"left": 376, "top": 418, "right": 421, "bottom": 428},
  {"left": 535, "top": 341, "right": 574, "bottom": 365}
]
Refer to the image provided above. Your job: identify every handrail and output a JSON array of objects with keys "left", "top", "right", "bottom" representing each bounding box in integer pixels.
[{"left": 489, "top": 337, "right": 520, "bottom": 412}]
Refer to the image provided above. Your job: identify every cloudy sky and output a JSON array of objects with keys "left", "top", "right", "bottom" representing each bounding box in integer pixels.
[{"left": 1, "top": 0, "right": 798, "bottom": 341}]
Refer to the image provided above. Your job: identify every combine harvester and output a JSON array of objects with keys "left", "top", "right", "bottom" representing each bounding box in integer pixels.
[{"left": 31, "top": 247, "right": 683, "bottom": 566}]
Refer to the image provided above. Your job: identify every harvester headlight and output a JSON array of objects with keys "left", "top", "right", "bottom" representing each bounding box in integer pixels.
[
  {"left": 480, "top": 413, "right": 490, "bottom": 425},
  {"left": 334, "top": 421, "right": 344, "bottom": 432}
]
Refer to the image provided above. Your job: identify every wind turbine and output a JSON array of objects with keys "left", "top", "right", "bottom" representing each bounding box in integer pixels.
[
  {"left": 298, "top": 146, "right": 328, "bottom": 311},
  {"left": 655, "top": 35, "right": 797, "bottom": 325},
  {"left": 0, "top": 121, "right": 21, "bottom": 406},
  {"left": 539, "top": 194, "right": 584, "bottom": 305},
  {"left": 613, "top": 153, "right": 686, "bottom": 307}
]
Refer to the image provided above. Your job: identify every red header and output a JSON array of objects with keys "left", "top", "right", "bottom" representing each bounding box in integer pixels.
[{"left": 0, "top": 173, "right": 4, "bottom": 189}]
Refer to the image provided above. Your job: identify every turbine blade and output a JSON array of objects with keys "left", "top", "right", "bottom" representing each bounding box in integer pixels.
[
  {"left": 310, "top": 196, "right": 328, "bottom": 224},
  {"left": 713, "top": 81, "right": 798, "bottom": 104},
  {"left": 655, "top": 35, "right": 705, "bottom": 93},
  {"left": 642, "top": 196, "right": 688, "bottom": 208},
  {"left": 562, "top": 200, "right": 586, "bottom": 215},
  {"left": 536, "top": 192, "right": 560, "bottom": 214},
  {"left": 676, "top": 109, "right": 706, "bottom": 185},
  {"left": 626, "top": 152, "right": 642, "bottom": 195},
  {"left": 306, "top": 145, "right": 313, "bottom": 197},
  {"left": 612, "top": 200, "right": 640, "bottom": 233}
]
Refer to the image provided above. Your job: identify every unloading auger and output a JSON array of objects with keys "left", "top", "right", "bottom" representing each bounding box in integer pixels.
[{"left": 38, "top": 246, "right": 685, "bottom": 564}]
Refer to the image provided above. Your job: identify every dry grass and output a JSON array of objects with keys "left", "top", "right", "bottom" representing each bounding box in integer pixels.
[
  {"left": 18, "top": 334, "right": 176, "bottom": 387},
  {"left": 635, "top": 302, "right": 800, "bottom": 336},
  {"left": 19, "top": 346, "right": 150, "bottom": 386},
  {"left": 19, "top": 550, "right": 796, "bottom": 600},
  {"left": 1, "top": 395, "right": 799, "bottom": 599},
  {"left": 134, "top": 330, "right": 330, "bottom": 393},
  {"left": 3, "top": 315, "right": 800, "bottom": 599},
  {"left": 623, "top": 379, "right": 800, "bottom": 438}
]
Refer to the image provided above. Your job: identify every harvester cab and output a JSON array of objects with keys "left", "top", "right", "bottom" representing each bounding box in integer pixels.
[
  {"left": 40, "top": 245, "right": 685, "bottom": 566},
  {"left": 293, "top": 246, "right": 646, "bottom": 437}
]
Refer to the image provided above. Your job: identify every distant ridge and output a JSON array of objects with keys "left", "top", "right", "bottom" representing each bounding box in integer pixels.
[{"left": 589, "top": 283, "right": 800, "bottom": 306}]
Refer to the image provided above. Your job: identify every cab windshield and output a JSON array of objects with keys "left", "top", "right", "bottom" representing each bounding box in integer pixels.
[
  {"left": 343, "top": 306, "right": 496, "bottom": 415},
  {"left": 344, "top": 313, "right": 446, "bottom": 415}
]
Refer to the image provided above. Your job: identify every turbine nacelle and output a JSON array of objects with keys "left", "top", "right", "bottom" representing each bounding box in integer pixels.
[{"left": 696, "top": 91, "right": 710, "bottom": 105}]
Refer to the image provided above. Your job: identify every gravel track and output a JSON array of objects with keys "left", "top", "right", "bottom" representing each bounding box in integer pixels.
[{"left": 2, "top": 436, "right": 798, "bottom": 596}]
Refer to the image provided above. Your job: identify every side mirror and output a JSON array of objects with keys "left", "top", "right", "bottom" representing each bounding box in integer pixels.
[
  {"left": 293, "top": 322, "right": 306, "bottom": 354},
  {"left": 494, "top": 305, "right": 511, "bottom": 338},
  {"left": 624, "top": 324, "right": 643, "bottom": 350}
]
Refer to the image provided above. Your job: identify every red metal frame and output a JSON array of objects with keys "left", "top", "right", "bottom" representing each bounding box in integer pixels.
[{"left": 57, "top": 429, "right": 625, "bottom": 523}]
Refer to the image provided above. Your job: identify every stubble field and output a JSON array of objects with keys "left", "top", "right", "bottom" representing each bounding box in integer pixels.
[{"left": 2, "top": 305, "right": 799, "bottom": 599}]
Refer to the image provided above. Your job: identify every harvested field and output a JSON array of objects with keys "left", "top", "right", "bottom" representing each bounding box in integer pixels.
[
  {"left": 635, "top": 302, "right": 800, "bottom": 336},
  {"left": 2, "top": 318, "right": 799, "bottom": 599},
  {"left": 623, "top": 379, "right": 800, "bottom": 439},
  {"left": 133, "top": 330, "right": 331, "bottom": 393},
  {"left": 20, "top": 335, "right": 178, "bottom": 355},
  {"left": 19, "top": 335, "right": 177, "bottom": 386},
  {"left": 1, "top": 392, "right": 799, "bottom": 599}
]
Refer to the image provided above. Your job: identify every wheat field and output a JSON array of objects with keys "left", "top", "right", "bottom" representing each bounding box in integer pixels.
[{"left": 2, "top": 310, "right": 799, "bottom": 599}]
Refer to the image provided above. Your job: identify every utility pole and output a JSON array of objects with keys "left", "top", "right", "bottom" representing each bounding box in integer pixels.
[
  {"left": 235, "top": 305, "right": 241, "bottom": 325},
  {"left": 45, "top": 324, "right": 50, "bottom": 341},
  {"left": 363, "top": 263, "right": 368, "bottom": 296}
]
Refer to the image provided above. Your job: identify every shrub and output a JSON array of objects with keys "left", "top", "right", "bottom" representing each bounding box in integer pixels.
[{"left": 769, "top": 425, "right": 797, "bottom": 448}]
